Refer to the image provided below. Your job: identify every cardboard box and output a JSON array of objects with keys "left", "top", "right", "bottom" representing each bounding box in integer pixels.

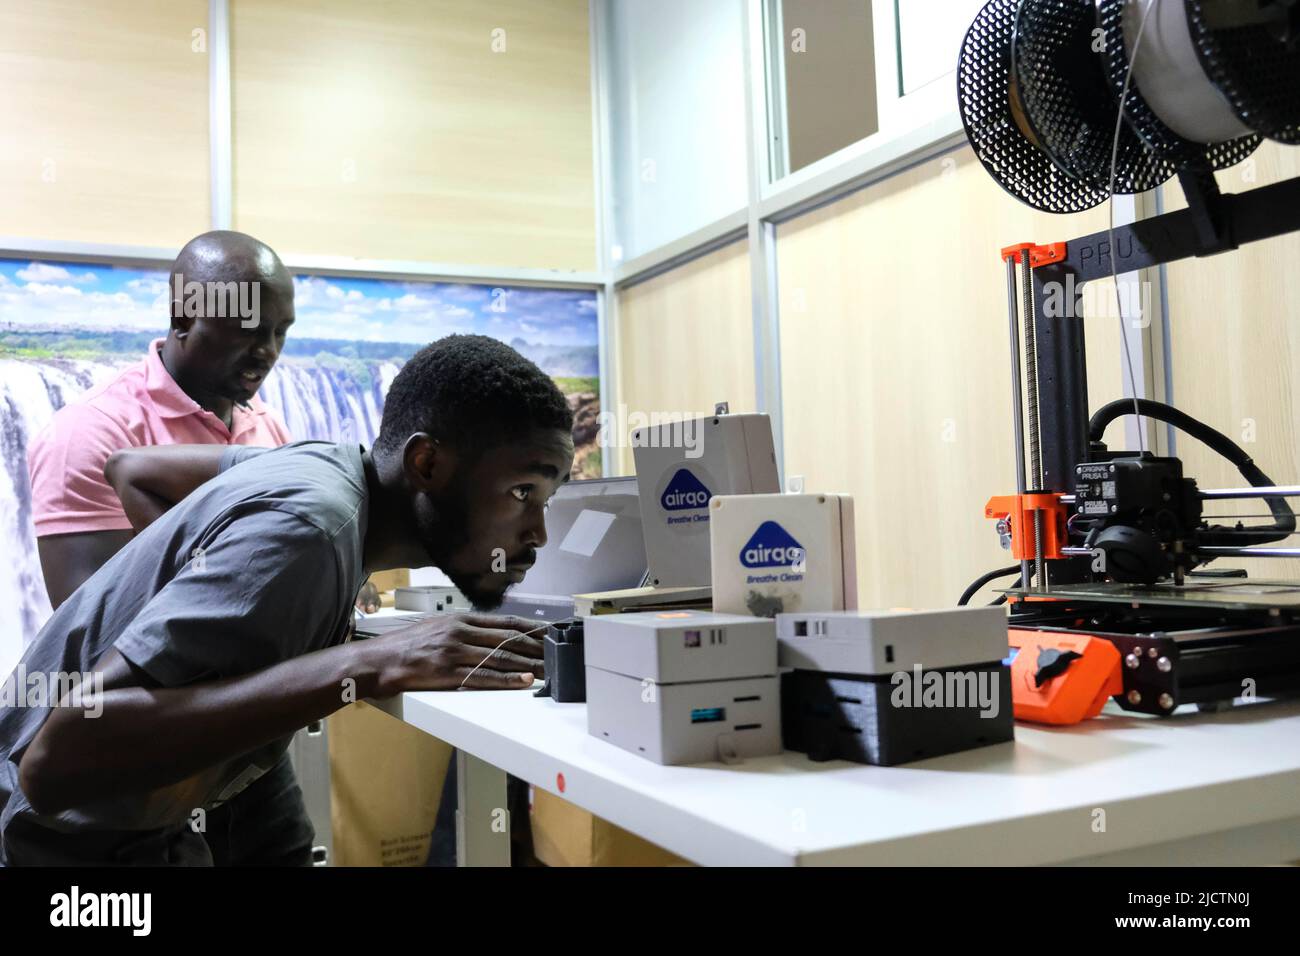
[
  {"left": 328, "top": 701, "right": 452, "bottom": 867},
  {"left": 365, "top": 569, "right": 411, "bottom": 609},
  {"left": 530, "top": 789, "right": 691, "bottom": 867},
  {"left": 331, "top": 695, "right": 686, "bottom": 867},
  {"left": 367, "top": 568, "right": 411, "bottom": 594}
]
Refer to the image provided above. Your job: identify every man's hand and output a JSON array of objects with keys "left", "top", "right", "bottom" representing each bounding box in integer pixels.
[
  {"left": 18, "top": 613, "right": 553, "bottom": 814},
  {"left": 372, "top": 613, "right": 549, "bottom": 693}
]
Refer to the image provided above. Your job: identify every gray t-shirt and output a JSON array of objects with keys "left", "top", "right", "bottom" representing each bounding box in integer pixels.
[{"left": 0, "top": 441, "right": 369, "bottom": 865}]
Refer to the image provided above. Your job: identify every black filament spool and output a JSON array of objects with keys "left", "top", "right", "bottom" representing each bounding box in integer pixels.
[
  {"left": 958, "top": 0, "right": 1109, "bottom": 212},
  {"left": 1011, "top": 0, "right": 1175, "bottom": 195}
]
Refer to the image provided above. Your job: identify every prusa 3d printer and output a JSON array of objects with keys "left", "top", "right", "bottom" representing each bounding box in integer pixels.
[{"left": 958, "top": 0, "right": 1300, "bottom": 717}]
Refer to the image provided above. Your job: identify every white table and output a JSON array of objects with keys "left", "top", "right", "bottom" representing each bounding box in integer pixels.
[{"left": 371, "top": 686, "right": 1300, "bottom": 866}]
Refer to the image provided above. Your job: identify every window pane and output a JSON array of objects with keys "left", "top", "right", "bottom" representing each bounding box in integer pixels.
[
  {"left": 770, "top": 0, "right": 879, "bottom": 178},
  {"left": 896, "top": 0, "right": 986, "bottom": 94},
  {"left": 606, "top": 0, "right": 748, "bottom": 261}
]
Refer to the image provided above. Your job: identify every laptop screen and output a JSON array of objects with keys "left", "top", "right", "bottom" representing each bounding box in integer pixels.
[{"left": 510, "top": 475, "right": 647, "bottom": 601}]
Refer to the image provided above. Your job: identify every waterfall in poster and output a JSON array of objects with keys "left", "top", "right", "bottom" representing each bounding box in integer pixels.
[{"left": 0, "top": 358, "right": 399, "bottom": 674}]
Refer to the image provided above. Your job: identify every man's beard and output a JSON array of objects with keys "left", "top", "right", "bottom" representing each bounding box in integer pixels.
[{"left": 411, "top": 480, "right": 510, "bottom": 611}]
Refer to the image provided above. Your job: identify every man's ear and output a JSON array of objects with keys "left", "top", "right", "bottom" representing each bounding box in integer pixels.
[
  {"left": 402, "top": 433, "right": 457, "bottom": 493},
  {"left": 170, "top": 275, "right": 194, "bottom": 340}
]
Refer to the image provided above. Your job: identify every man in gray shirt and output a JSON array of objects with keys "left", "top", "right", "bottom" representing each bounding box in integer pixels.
[{"left": 0, "top": 335, "right": 574, "bottom": 865}]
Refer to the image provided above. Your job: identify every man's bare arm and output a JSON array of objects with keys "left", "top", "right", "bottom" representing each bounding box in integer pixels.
[
  {"left": 36, "top": 446, "right": 234, "bottom": 608},
  {"left": 103, "top": 445, "right": 233, "bottom": 532},
  {"left": 17, "top": 613, "right": 547, "bottom": 815},
  {"left": 37, "top": 531, "right": 133, "bottom": 610}
]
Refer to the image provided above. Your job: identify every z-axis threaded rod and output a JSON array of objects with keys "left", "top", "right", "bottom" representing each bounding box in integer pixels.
[
  {"left": 1021, "top": 253, "right": 1041, "bottom": 489},
  {"left": 1005, "top": 255, "right": 1032, "bottom": 591},
  {"left": 1021, "top": 252, "right": 1045, "bottom": 591}
]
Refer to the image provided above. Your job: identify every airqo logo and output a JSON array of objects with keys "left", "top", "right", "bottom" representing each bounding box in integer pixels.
[
  {"left": 740, "top": 521, "right": 805, "bottom": 569},
  {"left": 661, "top": 468, "right": 712, "bottom": 511}
]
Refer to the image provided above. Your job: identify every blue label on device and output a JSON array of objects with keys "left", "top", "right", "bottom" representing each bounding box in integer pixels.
[
  {"left": 740, "top": 521, "right": 806, "bottom": 568},
  {"left": 661, "top": 468, "right": 712, "bottom": 511}
]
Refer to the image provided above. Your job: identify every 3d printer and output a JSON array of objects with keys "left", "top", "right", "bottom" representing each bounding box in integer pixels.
[{"left": 958, "top": 0, "right": 1300, "bottom": 716}]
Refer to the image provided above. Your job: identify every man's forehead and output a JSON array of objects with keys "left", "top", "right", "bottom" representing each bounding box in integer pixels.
[{"left": 482, "top": 429, "right": 574, "bottom": 470}]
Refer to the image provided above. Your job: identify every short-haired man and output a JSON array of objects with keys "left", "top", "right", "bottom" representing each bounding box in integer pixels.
[
  {"left": 1, "top": 335, "right": 574, "bottom": 865},
  {"left": 28, "top": 230, "right": 295, "bottom": 608}
]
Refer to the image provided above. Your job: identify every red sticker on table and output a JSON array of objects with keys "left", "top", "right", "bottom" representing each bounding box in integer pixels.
[{"left": 556, "top": 772, "right": 566, "bottom": 793}]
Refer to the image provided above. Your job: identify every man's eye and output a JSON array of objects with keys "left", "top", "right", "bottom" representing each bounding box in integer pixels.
[{"left": 511, "top": 486, "right": 531, "bottom": 502}]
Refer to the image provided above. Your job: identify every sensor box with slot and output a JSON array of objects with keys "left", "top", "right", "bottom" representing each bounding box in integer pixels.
[
  {"left": 584, "top": 610, "right": 781, "bottom": 765},
  {"left": 776, "top": 607, "right": 1008, "bottom": 672},
  {"left": 709, "top": 492, "right": 857, "bottom": 618},
  {"left": 631, "top": 412, "right": 779, "bottom": 589},
  {"left": 394, "top": 585, "right": 467, "bottom": 613},
  {"left": 776, "top": 607, "right": 1014, "bottom": 766}
]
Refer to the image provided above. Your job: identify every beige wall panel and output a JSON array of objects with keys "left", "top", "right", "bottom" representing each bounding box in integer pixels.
[
  {"left": 1163, "top": 142, "right": 1300, "bottom": 580},
  {"left": 614, "top": 241, "right": 753, "bottom": 474},
  {"left": 776, "top": 146, "right": 1132, "bottom": 609},
  {"left": 0, "top": 0, "right": 210, "bottom": 246},
  {"left": 231, "top": 0, "right": 595, "bottom": 270}
]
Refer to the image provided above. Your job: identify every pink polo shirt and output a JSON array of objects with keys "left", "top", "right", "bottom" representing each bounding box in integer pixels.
[{"left": 27, "top": 338, "right": 292, "bottom": 536}]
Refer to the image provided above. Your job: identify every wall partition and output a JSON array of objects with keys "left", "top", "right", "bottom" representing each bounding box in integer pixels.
[
  {"left": 230, "top": 0, "right": 597, "bottom": 271},
  {"left": 0, "top": 0, "right": 212, "bottom": 248}
]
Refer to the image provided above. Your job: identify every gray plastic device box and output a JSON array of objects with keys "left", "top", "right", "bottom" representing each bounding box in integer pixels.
[
  {"left": 774, "top": 607, "right": 1010, "bottom": 674},
  {"left": 584, "top": 611, "right": 781, "bottom": 765},
  {"left": 631, "top": 413, "right": 779, "bottom": 588}
]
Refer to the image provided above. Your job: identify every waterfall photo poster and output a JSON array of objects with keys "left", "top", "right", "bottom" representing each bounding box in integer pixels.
[{"left": 0, "top": 257, "right": 601, "bottom": 670}]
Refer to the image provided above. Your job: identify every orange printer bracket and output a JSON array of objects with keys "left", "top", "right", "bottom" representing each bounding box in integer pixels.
[
  {"left": 985, "top": 493, "right": 1067, "bottom": 562},
  {"left": 1008, "top": 629, "right": 1124, "bottom": 725}
]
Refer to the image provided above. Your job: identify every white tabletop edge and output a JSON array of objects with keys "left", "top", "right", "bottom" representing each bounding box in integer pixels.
[{"left": 371, "top": 691, "right": 1300, "bottom": 866}]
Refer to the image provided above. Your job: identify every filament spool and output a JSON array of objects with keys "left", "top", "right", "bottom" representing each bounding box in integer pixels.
[
  {"left": 958, "top": 0, "right": 1109, "bottom": 212},
  {"left": 958, "top": 0, "right": 1298, "bottom": 213},
  {"left": 1099, "top": 0, "right": 1260, "bottom": 170},
  {"left": 1184, "top": 0, "right": 1300, "bottom": 145},
  {"left": 1012, "top": 0, "right": 1175, "bottom": 195}
]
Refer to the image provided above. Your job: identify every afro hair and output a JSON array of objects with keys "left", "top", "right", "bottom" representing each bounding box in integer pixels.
[{"left": 373, "top": 334, "right": 574, "bottom": 458}]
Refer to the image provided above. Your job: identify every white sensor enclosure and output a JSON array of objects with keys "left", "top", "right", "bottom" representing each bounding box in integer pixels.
[
  {"left": 775, "top": 607, "right": 1009, "bottom": 675},
  {"left": 632, "top": 413, "right": 779, "bottom": 588},
  {"left": 710, "top": 492, "right": 857, "bottom": 618},
  {"left": 584, "top": 611, "right": 781, "bottom": 765}
]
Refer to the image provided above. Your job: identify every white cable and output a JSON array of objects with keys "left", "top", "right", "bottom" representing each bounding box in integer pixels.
[
  {"left": 459, "top": 619, "right": 566, "bottom": 688},
  {"left": 1107, "top": 0, "right": 1158, "bottom": 456}
]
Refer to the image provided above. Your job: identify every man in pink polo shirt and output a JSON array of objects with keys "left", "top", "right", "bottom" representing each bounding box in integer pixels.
[{"left": 28, "top": 231, "right": 295, "bottom": 608}]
